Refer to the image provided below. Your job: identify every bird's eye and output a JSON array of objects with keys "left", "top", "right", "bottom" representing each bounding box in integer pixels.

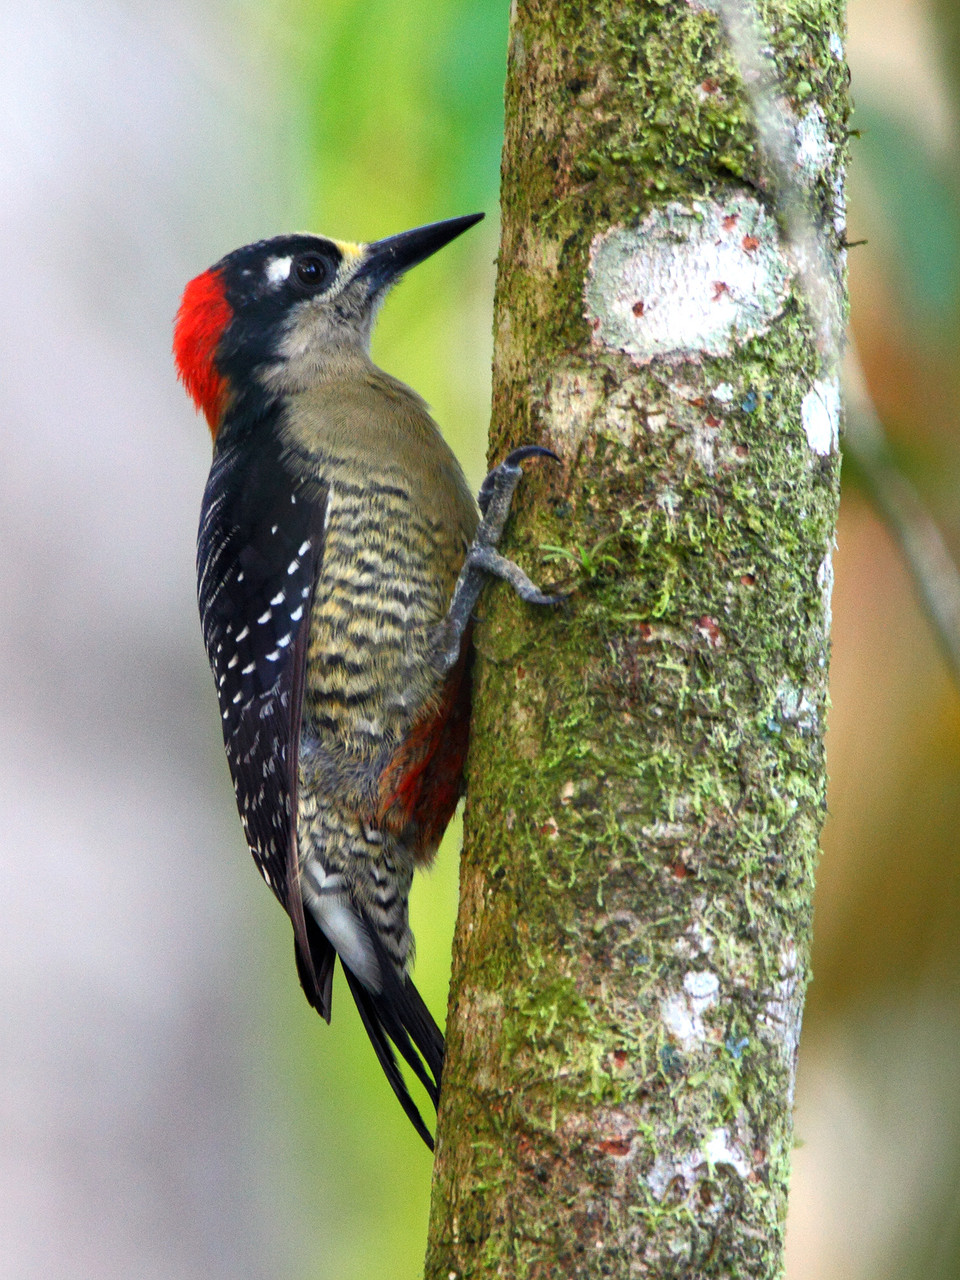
[{"left": 292, "top": 253, "right": 334, "bottom": 292}]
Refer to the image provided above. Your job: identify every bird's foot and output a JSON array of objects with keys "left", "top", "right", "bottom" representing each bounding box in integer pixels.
[{"left": 435, "top": 447, "right": 563, "bottom": 671}]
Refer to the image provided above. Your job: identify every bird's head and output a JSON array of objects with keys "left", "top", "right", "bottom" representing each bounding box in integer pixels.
[{"left": 174, "top": 212, "right": 484, "bottom": 437}]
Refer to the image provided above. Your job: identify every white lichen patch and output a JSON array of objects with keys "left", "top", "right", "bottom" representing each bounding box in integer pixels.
[
  {"left": 660, "top": 970, "right": 720, "bottom": 1050},
  {"left": 585, "top": 195, "right": 793, "bottom": 365},
  {"left": 817, "top": 548, "right": 835, "bottom": 640},
  {"left": 794, "top": 103, "right": 835, "bottom": 182},
  {"left": 711, "top": 382, "right": 735, "bottom": 403},
  {"left": 829, "top": 31, "right": 844, "bottom": 60},
  {"left": 775, "top": 677, "right": 818, "bottom": 734},
  {"left": 684, "top": 969, "right": 720, "bottom": 1007},
  {"left": 661, "top": 993, "right": 701, "bottom": 1050},
  {"left": 831, "top": 170, "right": 847, "bottom": 236},
  {"left": 762, "top": 939, "right": 804, "bottom": 1107},
  {"left": 702, "top": 1127, "right": 751, "bottom": 1178},
  {"left": 646, "top": 1126, "right": 751, "bottom": 1200},
  {"left": 801, "top": 376, "right": 841, "bottom": 454}
]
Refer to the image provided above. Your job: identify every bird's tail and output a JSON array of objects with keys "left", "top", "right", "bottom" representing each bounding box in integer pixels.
[
  {"left": 295, "top": 895, "right": 444, "bottom": 1149},
  {"left": 343, "top": 914, "right": 444, "bottom": 1150}
]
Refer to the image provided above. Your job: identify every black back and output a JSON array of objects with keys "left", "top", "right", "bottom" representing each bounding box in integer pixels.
[{"left": 197, "top": 415, "right": 327, "bottom": 915}]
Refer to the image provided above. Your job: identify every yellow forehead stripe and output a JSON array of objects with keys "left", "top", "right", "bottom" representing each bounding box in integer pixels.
[{"left": 331, "top": 239, "right": 364, "bottom": 264}]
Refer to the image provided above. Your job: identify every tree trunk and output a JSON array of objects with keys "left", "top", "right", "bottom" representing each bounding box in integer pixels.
[{"left": 426, "top": 1, "right": 848, "bottom": 1276}]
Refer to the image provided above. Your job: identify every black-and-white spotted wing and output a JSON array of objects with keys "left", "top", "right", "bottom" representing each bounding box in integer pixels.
[{"left": 197, "top": 427, "right": 326, "bottom": 920}]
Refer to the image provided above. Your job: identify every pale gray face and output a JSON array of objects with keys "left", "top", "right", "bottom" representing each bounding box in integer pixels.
[{"left": 257, "top": 237, "right": 385, "bottom": 395}]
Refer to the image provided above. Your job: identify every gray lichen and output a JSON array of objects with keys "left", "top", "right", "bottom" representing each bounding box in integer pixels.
[{"left": 585, "top": 195, "right": 794, "bottom": 364}]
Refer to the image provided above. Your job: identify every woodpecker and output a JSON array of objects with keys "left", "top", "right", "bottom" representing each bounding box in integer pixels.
[{"left": 174, "top": 213, "right": 557, "bottom": 1148}]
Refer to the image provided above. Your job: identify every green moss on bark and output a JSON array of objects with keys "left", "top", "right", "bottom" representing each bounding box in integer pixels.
[{"left": 426, "top": 1, "right": 847, "bottom": 1276}]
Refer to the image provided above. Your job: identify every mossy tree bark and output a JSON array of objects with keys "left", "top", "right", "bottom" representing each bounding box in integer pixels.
[{"left": 426, "top": 1, "right": 848, "bottom": 1276}]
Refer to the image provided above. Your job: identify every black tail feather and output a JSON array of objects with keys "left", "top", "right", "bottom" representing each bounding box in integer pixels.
[
  {"left": 344, "top": 966, "right": 440, "bottom": 1150},
  {"left": 294, "top": 910, "right": 337, "bottom": 1021},
  {"left": 294, "top": 898, "right": 445, "bottom": 1148}
]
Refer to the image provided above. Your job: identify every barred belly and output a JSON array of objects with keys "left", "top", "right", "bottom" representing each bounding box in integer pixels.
[{"left": 296, "top": 465, "right": 465, "bottom": 971}]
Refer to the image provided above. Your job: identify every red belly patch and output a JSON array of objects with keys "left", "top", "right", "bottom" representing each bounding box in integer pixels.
[{"left": 376, "top": 645, "right": 473, "bottom": 863}]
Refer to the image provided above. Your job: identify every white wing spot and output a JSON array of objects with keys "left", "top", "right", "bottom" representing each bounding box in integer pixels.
[
  {"left": 270, "top": 591, "right": 285, "bottom": 605},
  {"left": 242, "top": 662, "right": 255, "bottom": 674},
  {"left": 287, "top": 559, "right": 300, "bottom": 575},
  {"left": 271, "top": 524, "right": 278, "bottom": 535},
  {"left": 291, "top": 605, "right": 303, "bottom": 621},
  {"left": 227, "top": 654, "right": 238, "bottom": 668},
  {"left": 277, "top": 633, "right": 292, "bottom": 648},
  {"left": 265, "top": 650, "right": 280, "bottom": 661},
  {"left": 257, "top": 608, "right": 272, "bottom": 623},
  {"left": 298, "top": 540, "right": 311, "bottom": 555},
  {"left": 236, "top": 625, "right": 250, "bottom": 641}
]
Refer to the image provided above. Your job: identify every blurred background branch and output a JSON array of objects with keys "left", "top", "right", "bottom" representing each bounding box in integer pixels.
[{"left": 844, "top": 348, "right": 960, "bottom": 688}]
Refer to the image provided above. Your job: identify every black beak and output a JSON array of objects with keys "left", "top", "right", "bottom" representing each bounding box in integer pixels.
[{"left": 359, "top": 213, "right": 484, "bottom": 292}]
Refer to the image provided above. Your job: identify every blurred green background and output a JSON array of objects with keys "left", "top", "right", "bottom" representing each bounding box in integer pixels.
[{"left": 2, "top": 0, "right": 959, "bottom": 1277}]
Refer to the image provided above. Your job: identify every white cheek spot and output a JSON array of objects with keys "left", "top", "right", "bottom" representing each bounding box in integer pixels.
[{"left": 266, "top": 255, "right": 293, "bottom": 285}]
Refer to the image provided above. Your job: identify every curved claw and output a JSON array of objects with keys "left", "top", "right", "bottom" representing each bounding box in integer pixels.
[
  {"left": 502, "top": 445, "right": 560, "bottom": 467},
  {"left": 478, "top": 445, "right": 560, "bottom": 516}
]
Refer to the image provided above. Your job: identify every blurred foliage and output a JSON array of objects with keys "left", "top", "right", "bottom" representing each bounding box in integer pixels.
[
  {"left": 234, "top": 2, "right": 508, "bottom": 1277},
  {"left": 852, "top": 99, "right": 960, "bottom": 322}
]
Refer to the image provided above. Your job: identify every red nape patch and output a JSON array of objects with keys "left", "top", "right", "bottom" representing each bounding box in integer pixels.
[{"left": 173, "top": 267, "right": 232, "bottom": 436}]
